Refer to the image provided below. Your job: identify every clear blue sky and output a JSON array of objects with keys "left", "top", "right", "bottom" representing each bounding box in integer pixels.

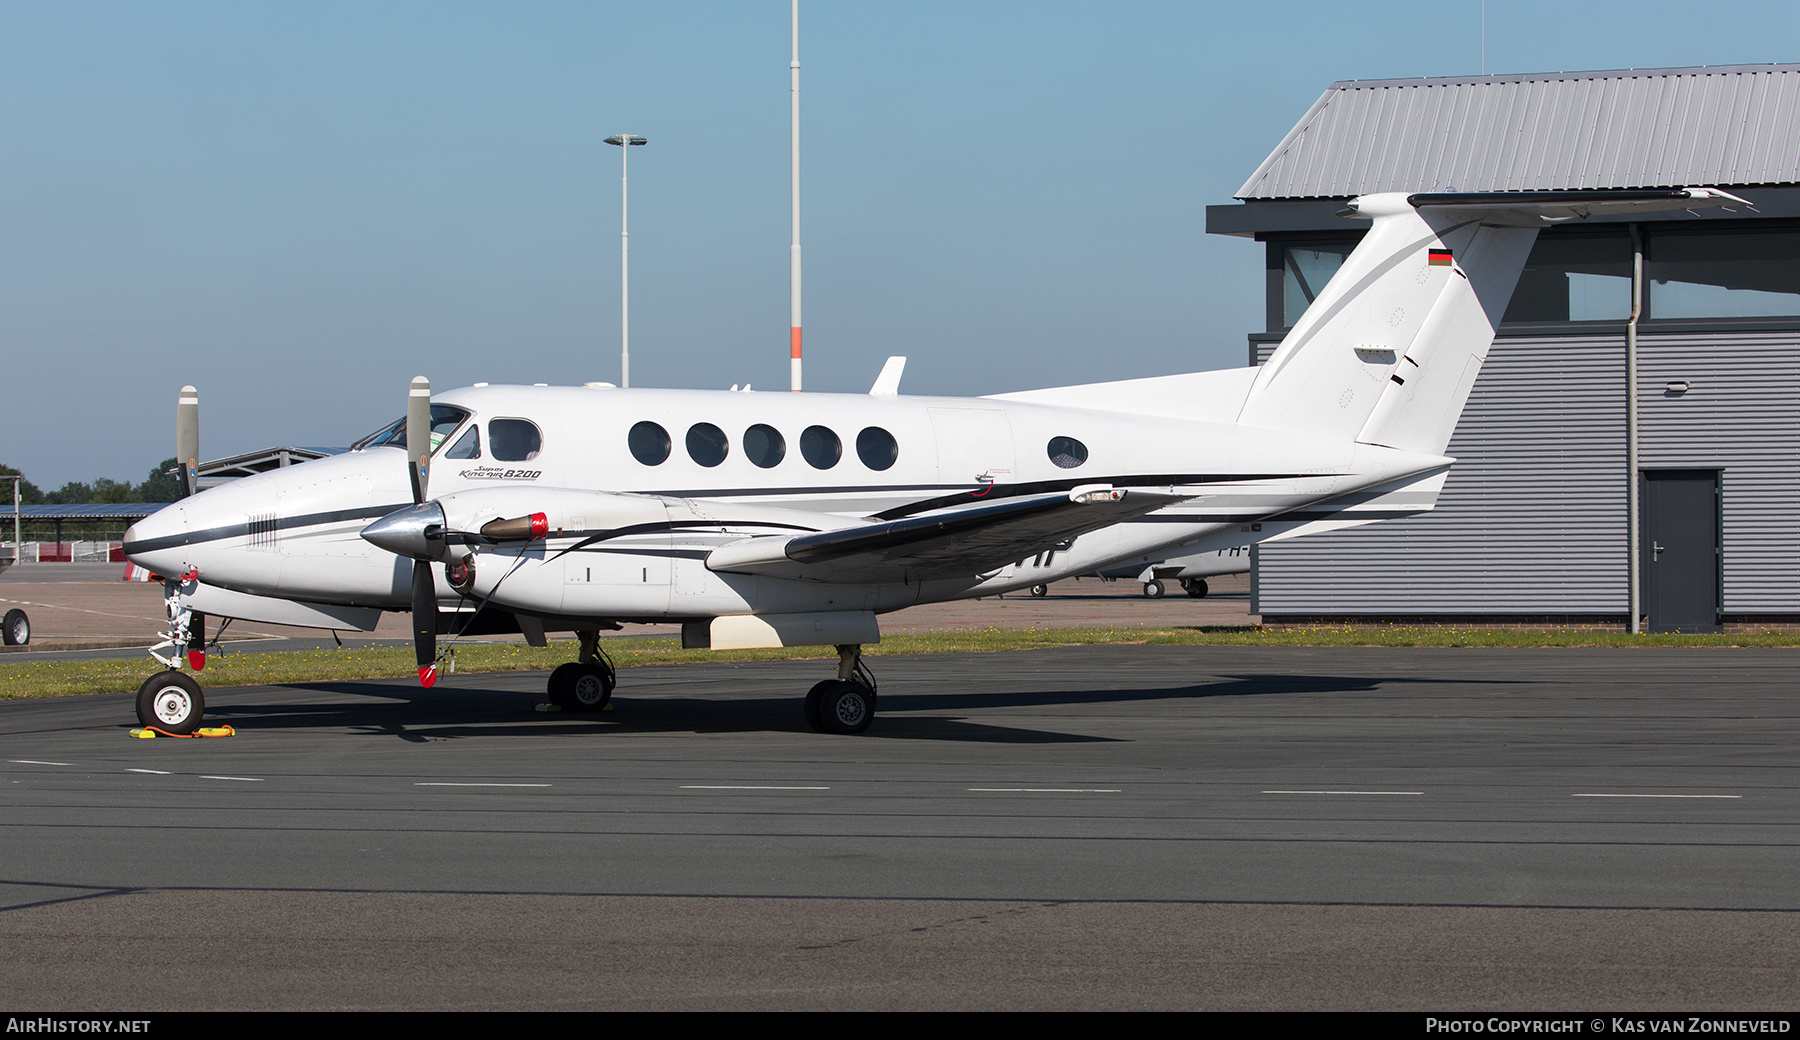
[{"left": 4, "top": 1, "right": 1795, "bottom": 485}]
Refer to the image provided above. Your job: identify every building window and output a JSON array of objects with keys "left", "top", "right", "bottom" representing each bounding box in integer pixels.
[
  {"left": 1281, "top": 241, "right": 1356, "bottom": 327},
  {"left": 686, "top": 423, "right": 729, "bottom": 467},
  {"left": 628, "top": 421, "right": 671, "bottom": 466},
  {"left": 1502, "top": 231, "right": 1632, "bottom": 323},
  {"left": 743, "top": 424, "right": 786, "bottom": 468},
  {"left": 1648, "top": 229, "right": 1800, "bottom": 319}
]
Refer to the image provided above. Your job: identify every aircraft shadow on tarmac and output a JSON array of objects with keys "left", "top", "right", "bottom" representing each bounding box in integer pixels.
[{"left": 191, "top": 671, "right": 1504, "bottom": 745}]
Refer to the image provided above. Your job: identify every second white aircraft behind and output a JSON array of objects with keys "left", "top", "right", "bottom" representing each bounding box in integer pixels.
[{"left": 123, "top": 188, "right": 1744, "bottom": 735}]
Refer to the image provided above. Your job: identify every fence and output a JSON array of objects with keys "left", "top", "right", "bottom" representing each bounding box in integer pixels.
[{"left": 1, "top": 542, "right": 126, "bottom": 564}]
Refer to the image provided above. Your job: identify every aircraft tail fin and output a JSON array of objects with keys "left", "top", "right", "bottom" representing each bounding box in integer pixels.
[{"left": 1236, "top": 188, "right": 1746, "bottom": 456}]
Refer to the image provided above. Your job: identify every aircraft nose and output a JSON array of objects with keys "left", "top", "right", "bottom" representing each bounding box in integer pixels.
[{"left": 123, "top": 502, "right": 190, "bottom": 575}]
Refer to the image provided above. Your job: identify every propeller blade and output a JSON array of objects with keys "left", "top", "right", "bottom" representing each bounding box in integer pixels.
[
  {"left": 412, "top": 558, "right": 438, "bottom": 687},
  {"left": 406, "top": 376, "right": 431, "bottom": 504},
  {"left": 177, "top": 386, "right": 199, "bottom": 498}
]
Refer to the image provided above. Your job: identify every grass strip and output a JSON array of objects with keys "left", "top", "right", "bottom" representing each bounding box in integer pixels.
[{"left": 5, "top": 624, "right": 1798, "bottom": 701}]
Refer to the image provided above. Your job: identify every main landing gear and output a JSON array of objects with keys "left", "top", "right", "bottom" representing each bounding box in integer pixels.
[
  {"left": 136, "top": 574, "right": 209, "bottom": 734},
  {"left": 548, "top": 628, "right": 616, "bottom": 711},
  {"left": 1180, "top": 578, "right": 1209, "bottom": 598},
  {"left": 803, "top": 644, "right": 877, "bottom": 735}
]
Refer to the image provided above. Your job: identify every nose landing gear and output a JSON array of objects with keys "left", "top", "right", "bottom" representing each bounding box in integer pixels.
[{"left": 137, "top": 575, "right": 209, "bottom": 733}]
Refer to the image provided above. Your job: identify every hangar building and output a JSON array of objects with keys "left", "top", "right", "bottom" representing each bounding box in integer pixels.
[{"left": 1206, "top": 64, "right": 1800, "bottom": 632}]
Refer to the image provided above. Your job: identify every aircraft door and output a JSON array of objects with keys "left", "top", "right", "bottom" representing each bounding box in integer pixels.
[{"left": 929, "top": 408, "right": 1016, "bottom": 490}]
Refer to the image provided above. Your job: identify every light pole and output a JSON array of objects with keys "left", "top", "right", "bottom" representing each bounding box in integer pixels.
[
  {"left": 789, "top": 0, "right": 802, "bottom": 391},
  {"left": 605, "top": 133, "right": 647, "bottom": 388}
]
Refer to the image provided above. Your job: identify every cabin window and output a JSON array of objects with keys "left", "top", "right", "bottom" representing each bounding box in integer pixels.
[
  {"left": 856, "top": 426, "right": 899, "bottom": 471},
  {"left": 489, "top": 418, "right": 542, "bottom": 462},
  {"left": 687, "top": 423, "right": 729, "bottom": 467},
  {"left": 800, "top": 426, "right": 841, "bottom": 469},
  {"left": 352, "top": 405, "right": 470, "bottom": 452},
  {"left": 444, "top": 426, "right": 481, "bottom": 460},
  {"left": 1047, "top": 436, "right": 1088, "bottom": 469},
  {"left": 628, "top": 421, "right": 671, "bottom": 466},
  {"left": 743, "top": 424, "right": 786, "bottom": 468}
]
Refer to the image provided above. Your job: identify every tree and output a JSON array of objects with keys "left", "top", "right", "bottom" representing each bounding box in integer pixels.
[
  {"left": 0, "top": 465, "right": 43, "bottom": 505},
  {"left": 91, "top": 478, "right": 138, "bottom": 504},
  {"left": 46, "top": 481, "right": 95, "bottom": 505},
  {"left": 137, "top": 459, "right": 182, "bottom": 503}
]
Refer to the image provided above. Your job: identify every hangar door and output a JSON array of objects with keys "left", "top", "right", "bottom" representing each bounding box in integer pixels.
[{"left": 1641, "top": 470, "right": 1722, "bottom": 633}]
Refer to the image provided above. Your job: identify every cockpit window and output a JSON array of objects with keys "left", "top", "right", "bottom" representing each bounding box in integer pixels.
[
  {"left": 489, "top": 418, "right": 542, "bottom": 462},
  {"left": 444, "top": 425, "right": 480, "bottom": 460},
  {"left": 351, "top": 406, "right": 471, "bottom": 452}
]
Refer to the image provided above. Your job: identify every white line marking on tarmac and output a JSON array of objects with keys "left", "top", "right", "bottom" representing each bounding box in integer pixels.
[
  {"left": 126, "top": 768, "right": 171, "bottom": 775},
  {"left": 415, "top": 782, "right": 552, "bottom": 788},
  {"left": 680, "top": 785, "right": 829, "bottom": 790},
  {"left": 9, "top": 760, "right": 70, "bottom": 766},
  {"left": 1573, "top": 793, "right": 1742, "bottom": 799},
  {"left": 1263, "top": 790, "right": 1423, "bottom": 796},
  {"left": 200, "top": 775, "right": 263, "bottom": 782},
  {"left": 964, "top": 780, "right": 1116, "bottom": 788}
]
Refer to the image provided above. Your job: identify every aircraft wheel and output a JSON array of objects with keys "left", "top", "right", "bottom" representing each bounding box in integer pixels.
[
  {"left": 136, "top": 671, "right": 204, "bottom": 734},
  {"left": 1029, "top": 584, "right": 1048, "bottom": 598},
  {"left": 815, "top": 680, "right": 875, "bottom": 735},
  {"left": 547, "top": 662, "right": 581, "bottom": 707},
  {"left": 1143, "top": 579, "right": 1165, "bottom": 598},
  {"left": 565, "top": 658, "right": 615, "bottom": 708},
  {"left": 1, "top": 608, "right": 27, "bottom": 646},
  {"left": 1182, "top": 578, "right": 1209, "bottom": 599},
  {"left": 803, "top": 680, "right": 833, "bottom": 733}
]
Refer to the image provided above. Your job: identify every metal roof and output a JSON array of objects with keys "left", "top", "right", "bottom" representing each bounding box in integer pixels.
[
  {"left": 10, "top": 504, "right": 164, "bottom": 521},
  {"left": 1237, "top": 65, "right": 1800, "bottom": 200}
]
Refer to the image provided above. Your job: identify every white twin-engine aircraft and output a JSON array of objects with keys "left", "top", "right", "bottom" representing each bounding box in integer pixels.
[{"left": 123, "top": 188, "right": 1744, "bottom": 735}]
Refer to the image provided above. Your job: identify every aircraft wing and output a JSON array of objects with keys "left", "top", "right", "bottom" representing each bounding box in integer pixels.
[{"left": 706, "top": 485, "right": 1189, "bottom": 584}]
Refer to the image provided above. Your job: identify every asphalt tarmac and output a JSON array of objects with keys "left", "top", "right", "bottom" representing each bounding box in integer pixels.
[{"left": 3, "top": 645, "right": 1796, "bottom": 1010}]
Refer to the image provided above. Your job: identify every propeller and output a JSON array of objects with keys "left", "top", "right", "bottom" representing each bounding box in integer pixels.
[
  {"left": 405, "top": 376, "right": 438, "bottom": 685},
  {"left": 360, "top": 376, "right": 552, "bottom": 688}
]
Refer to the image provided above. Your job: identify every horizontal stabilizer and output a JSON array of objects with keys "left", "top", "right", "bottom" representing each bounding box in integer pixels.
[
  {"left": 708, "top": 485, "right": 1189, "bottom": 583},
  {"left": 1403, "top": 187, "right": 1750, "bottom": 222}
]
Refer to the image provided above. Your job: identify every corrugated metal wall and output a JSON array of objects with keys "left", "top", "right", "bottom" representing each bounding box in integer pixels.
[
  {"left": 1254, "top": 331, "right": 1800, "bottom": 616},
  {"left": 1639, "top": 333, "right": 1800, "bottom": 612}
]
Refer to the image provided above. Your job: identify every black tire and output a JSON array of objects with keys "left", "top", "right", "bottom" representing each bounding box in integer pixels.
[
  {"left": 1183, "top": 579, "right": 1209, "bottom": 599},
  {"left": 815, "top": 680, "right": 875, "bottom": 735},
  {"left": 1143, "top": 579, "right": 1165, "bottom": 599},
  {"left": 803, "top": 680, "right": 833, "bottom": 733},
  {"left": 1029, "top": 584, "right": 1048, "bottom": 598},
  {"left": 546, "top": 662, "right": 582, "bottom": 707},
  {"left": 1, "top": 608, "right": 27, "bottom": 646},
  {"left": 136, "top": 671, "right": 204, "bottom": 734}
]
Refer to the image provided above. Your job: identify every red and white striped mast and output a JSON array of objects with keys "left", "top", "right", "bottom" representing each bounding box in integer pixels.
[{"left": 788, "top": 0, "right": 803, "bottom": 391}]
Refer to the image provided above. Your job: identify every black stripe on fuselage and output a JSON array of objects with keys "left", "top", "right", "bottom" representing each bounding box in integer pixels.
[
  {"left": 124, "top": 503, "right": 413, "bottom": 555},
  {"left": 124, "top": 471, "right": 1311, "bottom": 556}
]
